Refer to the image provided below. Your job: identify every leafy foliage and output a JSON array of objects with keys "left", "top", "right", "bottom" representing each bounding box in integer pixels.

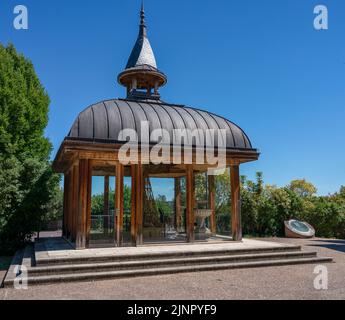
[
  {"left": 0, "top": 44, "right": 51, "bottom": 160},
  {"left": 155, "top": 194, "right": 174, "bottom": 218},
  {"left": 288, "top": 179, "right": 317, "bottom": 197},
  {"left": 154, "top": 170, "right": 345, "bottom": 238},
  {"left": 239, "top": 174, "right": 345, "bottom": 239},
  {"left": 91, "top": 185, "right": 132, "bottom": 216},
  {"left": 0, "top": 44, "right": 61, "bottom": 254}
]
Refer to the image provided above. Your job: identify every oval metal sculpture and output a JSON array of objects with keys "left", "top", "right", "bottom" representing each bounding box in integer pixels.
[{"left": 284, "top": 219, "right": 315, "bottom": 238}]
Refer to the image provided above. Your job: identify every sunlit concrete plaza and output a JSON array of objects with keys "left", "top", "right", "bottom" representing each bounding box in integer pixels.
[{"left": 1, "top": 236, "right": 344, "bottom": 300}]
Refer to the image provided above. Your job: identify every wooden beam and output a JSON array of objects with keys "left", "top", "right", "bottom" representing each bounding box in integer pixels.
[
  {"left": 148, "top": 173, "right": 186, "bottom": 178},
  {"left": 76, "top": 159, "right": 89, "bottom": 249},
  {"left": 53, "top": 139, "right": 260, "bottom": 173},
  {"left": 186, "top": 165, "right": 195, "bottom": 242},
  {"left": 230, "top": 165, "right": 242, "bottom": 241},
  {"left": 115, "top": 163, "right": 124, "bottom": 246},
  {"left": 208, "top": 174, "right": 216, "bottom": 234}
]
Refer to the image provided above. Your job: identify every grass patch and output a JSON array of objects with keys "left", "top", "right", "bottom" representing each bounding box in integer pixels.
[{"left": 0, "top": 256, "right": 12, "bottom": 271}]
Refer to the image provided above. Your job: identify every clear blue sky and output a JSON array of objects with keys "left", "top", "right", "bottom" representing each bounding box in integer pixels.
[{"left": 1, "top": 0, "right": 344, "bottom": 196}]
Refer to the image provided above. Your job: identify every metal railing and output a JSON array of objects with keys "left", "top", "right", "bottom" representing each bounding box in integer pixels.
[{"left": 91, "top": 209, "right": 132, "bottom": 232}]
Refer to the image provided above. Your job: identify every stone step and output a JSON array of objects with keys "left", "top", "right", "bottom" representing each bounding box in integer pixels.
[
  {"left": 28, "top": 251, "right": 317, "bottom": 276},
  {"left": 35, "top": 245, "right": 302, "bottom": 266},
  {"left": 5, "top": 256, "right": 333, "bottom": 286}
]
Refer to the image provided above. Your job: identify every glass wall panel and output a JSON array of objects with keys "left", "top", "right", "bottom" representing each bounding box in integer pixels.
[
  {"left": 215, "top": 170, "right": 231, "bottom": 236},
  {"left": 143, "top": 165, "right": 187, "bottom": 243},
  {"left": 194, "top": 172, "right": 219, "bottom": 241},
  {"left": 122, "top": 173, "right": 132, "bottom": 245},
  {"left": 89, "top": 165, "right": 116, "bottom": 247}
]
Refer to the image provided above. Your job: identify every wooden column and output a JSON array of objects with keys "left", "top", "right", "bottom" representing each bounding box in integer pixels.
[
  {"left": 70, "top": 168, "right": 74, "bottom": 240},
  {"left": 86, "top": 160, "right": 92, "bottom": 247},
  {"left": 230, "top": 165, "right": 242, "bottom": 241},
  {"left": 72, "top": 164, "right": 79, "bottom": 242},
  {"left": 67, "top": 169, "right": 74, "bottom": 240},
  {"left": 186, "top": 165, "right": 195, "bottom": 242},
  {"left": 208, "top": 174, "right": 216, "bottom": 235},
  {"left": 103, "top": 175, "right": 110, "bottom": 234},
  {"left": 62, "top": 173, "right": 69, "bottom": 237},
  {"left": 131, "top": 164, "right": 144, "bottom": 246},
  {"left": 76, "top": 159, "right": 89, "bottom": 249},
  {"left": 115, "top": 163, "right": 124, "bottom": 246},
  {"left": 174, "top": 178, "right": 182, "bottom": 230}
]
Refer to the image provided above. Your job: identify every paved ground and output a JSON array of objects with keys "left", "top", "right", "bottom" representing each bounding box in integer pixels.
[{"left": 1, "top": 237, "right": 344, "bottom": 300}]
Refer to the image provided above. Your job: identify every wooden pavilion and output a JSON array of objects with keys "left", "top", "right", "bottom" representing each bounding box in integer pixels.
[{"left": 53, "top": 5, "right": 259, "bottom": 249}]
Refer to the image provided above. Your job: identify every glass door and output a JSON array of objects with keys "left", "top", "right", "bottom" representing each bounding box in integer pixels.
[
  {"left": 142, "top": 166, "right": 187, "bottom": 244},
  {"left": 89, "top": 165, "right": 116, "bottom": 247}
]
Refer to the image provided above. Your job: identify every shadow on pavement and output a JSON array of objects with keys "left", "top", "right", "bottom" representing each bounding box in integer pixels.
[
  {"left": 307, "top": 239, "right": 345, "bottom": 253},
  {"left": 0, "top": 257, "right": 12, "bottom": 271},
  {"left": 35, "top": 237, "right": 74, "bottom": 252}
]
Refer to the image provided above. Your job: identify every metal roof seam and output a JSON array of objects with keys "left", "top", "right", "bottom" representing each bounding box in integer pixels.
[
  {"left": 123, "top": 100, "right": 138, "bottom": 135},
  {"left": 102, "top": 101, "right": 110, "bottom": 140},
  {"left": 112, "top": 100, "right": 124, "bottom": 139},
  {"left": 90, "top": 105, "right": 95, "bottom": 139},
  {"left": 180, "top": 105, "right": 205, "bottom": 147}
]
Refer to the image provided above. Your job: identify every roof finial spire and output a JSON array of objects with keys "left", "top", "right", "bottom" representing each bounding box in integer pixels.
[
  {"left": 140, "top": 1, "right": 146, "bottom": 36},
  {"left": 118, "top": 2, "right": 167, "bottom": 100}
]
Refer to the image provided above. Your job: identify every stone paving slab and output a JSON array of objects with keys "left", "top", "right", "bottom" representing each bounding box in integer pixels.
[{"left": 35, "top": 237, "right": 298, "bottom": 262}]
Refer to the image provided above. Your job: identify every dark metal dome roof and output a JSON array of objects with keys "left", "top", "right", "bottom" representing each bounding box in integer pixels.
[{"left": 67, "top": 99, "right": 253, "bottom": 150}]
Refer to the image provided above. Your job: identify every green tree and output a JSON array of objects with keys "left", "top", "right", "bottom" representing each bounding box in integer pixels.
[
  {"left": 0, "top": 44, "right": 61, "bottom": 254},
  {"left": 0, "top": 44, "right": 51, "bottom": 159},
  {"left": 155, "top": 194, "right": 173, "bottom": 218},
  {"left": 254, "top": 172, "right": 264, "bottom": 196},
  {"left": 339, "top": 186, "right": 345, "bottom": 198},
  {"left": 288, "top": 179, "right": 317, "bottom": 197},
  {"left": 91, "top": 185, "right": 131, "bottom": 216},
  {"left": 214, "top": 170, "right": 231, "bottom": 234}
]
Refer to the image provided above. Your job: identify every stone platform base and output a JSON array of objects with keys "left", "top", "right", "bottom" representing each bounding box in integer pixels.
[{"left": 2, "top": 237, "right": 333, "bottom": 287}]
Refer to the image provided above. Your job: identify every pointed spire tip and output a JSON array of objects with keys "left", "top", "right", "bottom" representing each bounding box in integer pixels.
[{"left": 139, "top": 1, "right": 146, "bottom": 35}]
